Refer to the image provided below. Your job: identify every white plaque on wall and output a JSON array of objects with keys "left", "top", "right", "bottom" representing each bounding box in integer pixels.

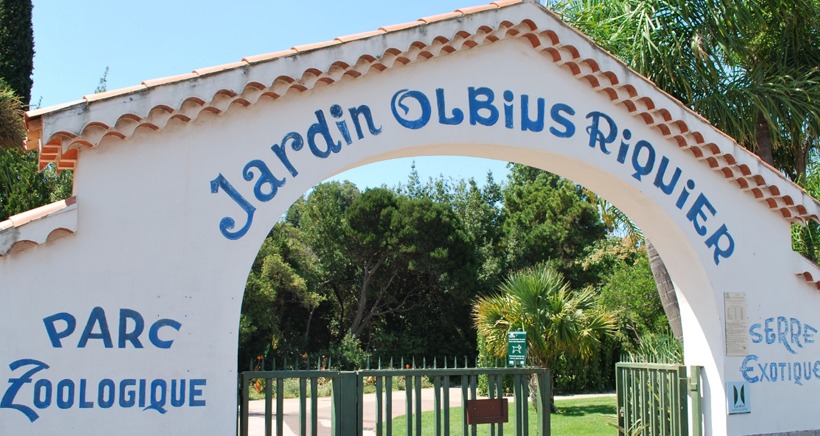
[{"left": 724, "top": 292, "right": 748, "bottom": 356}]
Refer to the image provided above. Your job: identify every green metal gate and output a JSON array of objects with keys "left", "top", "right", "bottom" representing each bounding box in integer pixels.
[
  {"left": 615, "top": 363, "right": 702, "bottom": 436},
  {"left": 238, "top": 366, "right": 551, "bottom": 436}
]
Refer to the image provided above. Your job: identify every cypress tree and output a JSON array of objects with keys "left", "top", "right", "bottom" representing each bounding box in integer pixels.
[{"left": 0, "top": 0, "right": 34, "bottom": 104}]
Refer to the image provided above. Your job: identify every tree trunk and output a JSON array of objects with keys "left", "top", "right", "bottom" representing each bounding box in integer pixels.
[
  {"left": 755, "top": 112, "right": 775, "bottom": 167},
  {"left": 647, "top": 241, "right": 683, "bottom": 344}
]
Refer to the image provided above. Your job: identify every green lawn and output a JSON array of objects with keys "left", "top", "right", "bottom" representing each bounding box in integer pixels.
[{"left": 390, "top": 396, "right": 618, "bottom": 435}]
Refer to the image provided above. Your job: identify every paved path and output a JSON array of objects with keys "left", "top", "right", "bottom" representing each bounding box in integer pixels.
[{"left": 245, "top": 389, "right": 615, "bottom": 435}]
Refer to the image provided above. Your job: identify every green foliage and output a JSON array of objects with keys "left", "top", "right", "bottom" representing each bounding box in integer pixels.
[
  {"left": 0, "top": 79, "right": 23, "bottom": 151},
  {"left": 0, "top": 148, "right": 72, "bottom": 220},
  {"left": 238, "top": 221, "right": 325, "bottom": 368},
  {"left": 0, "top": 1, "right": 73, "bottom": 221},
  {"left": 598, "top": 251, "right": 667, "bottom": 336},
  {"left": 621, "top": 332, "right": 684, "bottom": 364},
  {"left": 502, "top": 165, "right": 606, "bottom": 287},
  {"left": 0, "top": 0, "right": 33, "bottom": 104},
  {"left": 555, "top": 0, "right": 819, "bottom": 179},
  {"left": 474, "top": 265, "right": 616, "bottom": 368},
  {"left": 320, "top": 332, "right": 368, "bottom": 370},
  {"left": 793, "top": 156, "right": 820, "bottom": 261},
  {"left": 473, "top": 265, "right": 617, "bottom": 405}
]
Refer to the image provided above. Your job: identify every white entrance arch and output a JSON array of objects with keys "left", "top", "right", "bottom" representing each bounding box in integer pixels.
[{"left": 3, "top": 1, "right": 819, "bottom": 434}]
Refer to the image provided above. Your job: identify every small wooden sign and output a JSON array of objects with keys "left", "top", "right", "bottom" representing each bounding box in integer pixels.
[{"left": 466, "top": 398, "right": 509, "bottom": 424}]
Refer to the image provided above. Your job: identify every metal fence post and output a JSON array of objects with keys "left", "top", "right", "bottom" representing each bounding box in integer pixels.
[
  {"left": 689, "top": 366, "right": 702, "bottom": 436},
  {"left": 536, "top": 370, "right": 550, "bottom": 436},
  {"left": 331, "top": 371, "right": 359, "bottom": 436}
]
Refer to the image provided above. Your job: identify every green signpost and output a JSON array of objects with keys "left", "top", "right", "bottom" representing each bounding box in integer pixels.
[{"left": 507, "top": 330, "right": 527, "bottom": 367}]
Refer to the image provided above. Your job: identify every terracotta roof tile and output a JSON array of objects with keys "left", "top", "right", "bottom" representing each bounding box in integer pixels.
[
  {"left": 83, "top": 85, "right": 148, "bottom": 103},
  {"left": 242, "top": 49, "right": 297, "bottom": 64},
  {"left": 142, "top": 72, "right": 199, "bottom": 88},
  {"left": 456, "top": 4, "right": 500, "bottom": 14},
  {"left": 292, "top": 39, "right": 342, "bottom": 53},
  {"left": 419, "top": 11, "right": 464, "bottom": 24},
  {"left": 194, "top": 61, "right": 249, "bottom": 77},
  {"left": 491, "top": 0, "right": 522, "bottom": 6},
  {"left": 21, "top": 0, "right": 820, "bottom": 241},
  {"left": 379, "top": 20, "right": 424, "bottom": 33},
  {"left": 0, "top": 197, "right": 77, "bottom": 256},
  {"left": 335, "top": 29, "right": 387, "bottom": 43},
  {"left": 26, "top": 99, "right": 86, "bottom": 118}
]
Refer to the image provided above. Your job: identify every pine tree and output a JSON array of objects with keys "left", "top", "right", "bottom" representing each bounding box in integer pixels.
[{"left": 0, "top": 0, "right": 34, "bottom": 104}]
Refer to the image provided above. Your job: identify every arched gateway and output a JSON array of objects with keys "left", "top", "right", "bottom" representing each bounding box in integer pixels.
[{"left": 2, "top": 1, "right": 818, "bottom": 434}]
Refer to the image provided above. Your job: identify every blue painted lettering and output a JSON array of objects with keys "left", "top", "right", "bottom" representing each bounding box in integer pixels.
[
  {"left": 750, "top": 323, "right": 763, "bottom": 343},
  {"left": 675, "top": 179, "right": 695, "bottom": 209},
  {"left": 78, "top": 307, "right": 113, "bottom": 349},
  {"left": 521, "top": 94, "right": 545, "bottom": 132},
  {"left": 0, "top": 359, "right": 49, "bottom": 421},
  {"left": 329, "top": 105, "right": 352, "bottom": 145},
  {"left": 468, "top": 87, "right": 499, "bottom": 126},
  {"left": 43, "top": 313, "right": 76, "bottom": 348},
  {"left": 44, "top": 308, "right": 181, "bottom": 350},
  {"left": 503, "top": 90, "right": 514, "bottom": 129},
  {"left": 0, "top": 362, "right": 207, "bottom": 421},
  {"left": 616, "top": 130, "right": 631, "bottom": 164},
  {"left": 705, "top": 224, "right": 734, "bottom": 265},
  {"left": 189, "top": 379, "right": 206, "bottom": 407},
  {"left": 740, "top": 355, "right": 759, "bottom": 383},
  {"left": 752, "top": 316, "right": 817, "bottom": 353},
  {"left": 778, "top": 316, "right": 797, "bottom": 354},
  {"left": 148, "top": 319, "right": 182, "bottom": 349},
  {"left": 348, "top": 105, "right": 382, "bottom": 139},
  {"left": 33, "top": 379, "right": 51, "bottom": 409},
  {"left": 391, "top": 89, "right": 431, "bottom": 129},
  {"left": 765, "top": 317, "right": 776, "bottom": 344},
  {"left": 120, "top": 379, "right": 136, "bottom": 408},
  {"left": 210, "top": 86, "right": 737, "bottom": 267},
  {"left": 549, "top": 103, "right": 575, "bottom": 138},
  {"left": 307, "top": 110, "right": 342, "bottom": 157},
  {"left": 98, "top": 379, "right": 115, "bottom": 408},
  {"left": 653, "top": 156, "right": 682, "bottom": 195},
  {"left": 243, "top": 160, "right": 286, "bottom": 202},
  {"left": 56, "top": 380, "right": 74, "bottom": 409},
  {"left": 805, "top": 324, "right": 817, "bottom": 345},
  {"left": 118, "top": 308, "right": 144, "bottom": 349},
  {"left": 630, "top": 140, "right": 655, "bottom": 181},
  {"left": 686, "top": 194, "right": 715, "bottom": 237},
  {"left": 79, "top": 379, "right": 93, "bottom": 409},
  {"left": 171, "top": 380, "right": 186, "bottom": 407},
  {"left": 210, "top": 174, "right": 256, "bottom": 240},
  {"left": 270, "top": 132, "right": 303, "bottom": 178},
  {"left": 436, "top": 88, "right": 465, "bottom": 125},
  {"left": 585, "top": 111, "right": 617, "bottom": 154}
]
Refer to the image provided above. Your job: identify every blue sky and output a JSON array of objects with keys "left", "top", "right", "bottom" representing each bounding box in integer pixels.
[{"left": 30, "top": 0, "right": 511, "bottom": 189}]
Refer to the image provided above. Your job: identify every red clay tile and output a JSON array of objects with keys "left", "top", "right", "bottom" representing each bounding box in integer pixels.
[
  {"left": 379, "top": 21, "right": 424, "bottom": 33},
  {"left": 243, "top": 49, "right": 297, "bottom": 64},
  {"left": 83, "top": 85, "right": 147, "bottom": 103},
  {"left": 142, "top": 73, "right": 199, "bottom": 88},
  {"left": 419, "top": 11, "right": 463, "bottom": 24},
  {"left": 335, "top": 29, "right": 386, "bottom": 43},
  {"left": 491, "top": 0, "right": 522, "bottom": 7},
  {"left": 293, "top": 39, "right": 341, "bottom": 53},
  {"left": 194, "top": 61, "right": 248, "bottom": 76},
  {"left": 456, "top": 5, "right": 498, "bottom": 14}
]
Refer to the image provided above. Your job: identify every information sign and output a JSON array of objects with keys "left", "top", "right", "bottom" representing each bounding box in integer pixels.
[{"left": 507, "top": 330, "right": 527, "bottom": 367}]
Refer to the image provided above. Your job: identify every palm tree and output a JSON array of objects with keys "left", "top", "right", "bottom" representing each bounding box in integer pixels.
[
  {"left": 557, "top": 0, "right": 819, "bottom": 178},
  {"left": 472, "top": 265, "right": 616, "bottom": 411},
  {"left": 555, "top": 0, "right": 819, "bottom": 344}
]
